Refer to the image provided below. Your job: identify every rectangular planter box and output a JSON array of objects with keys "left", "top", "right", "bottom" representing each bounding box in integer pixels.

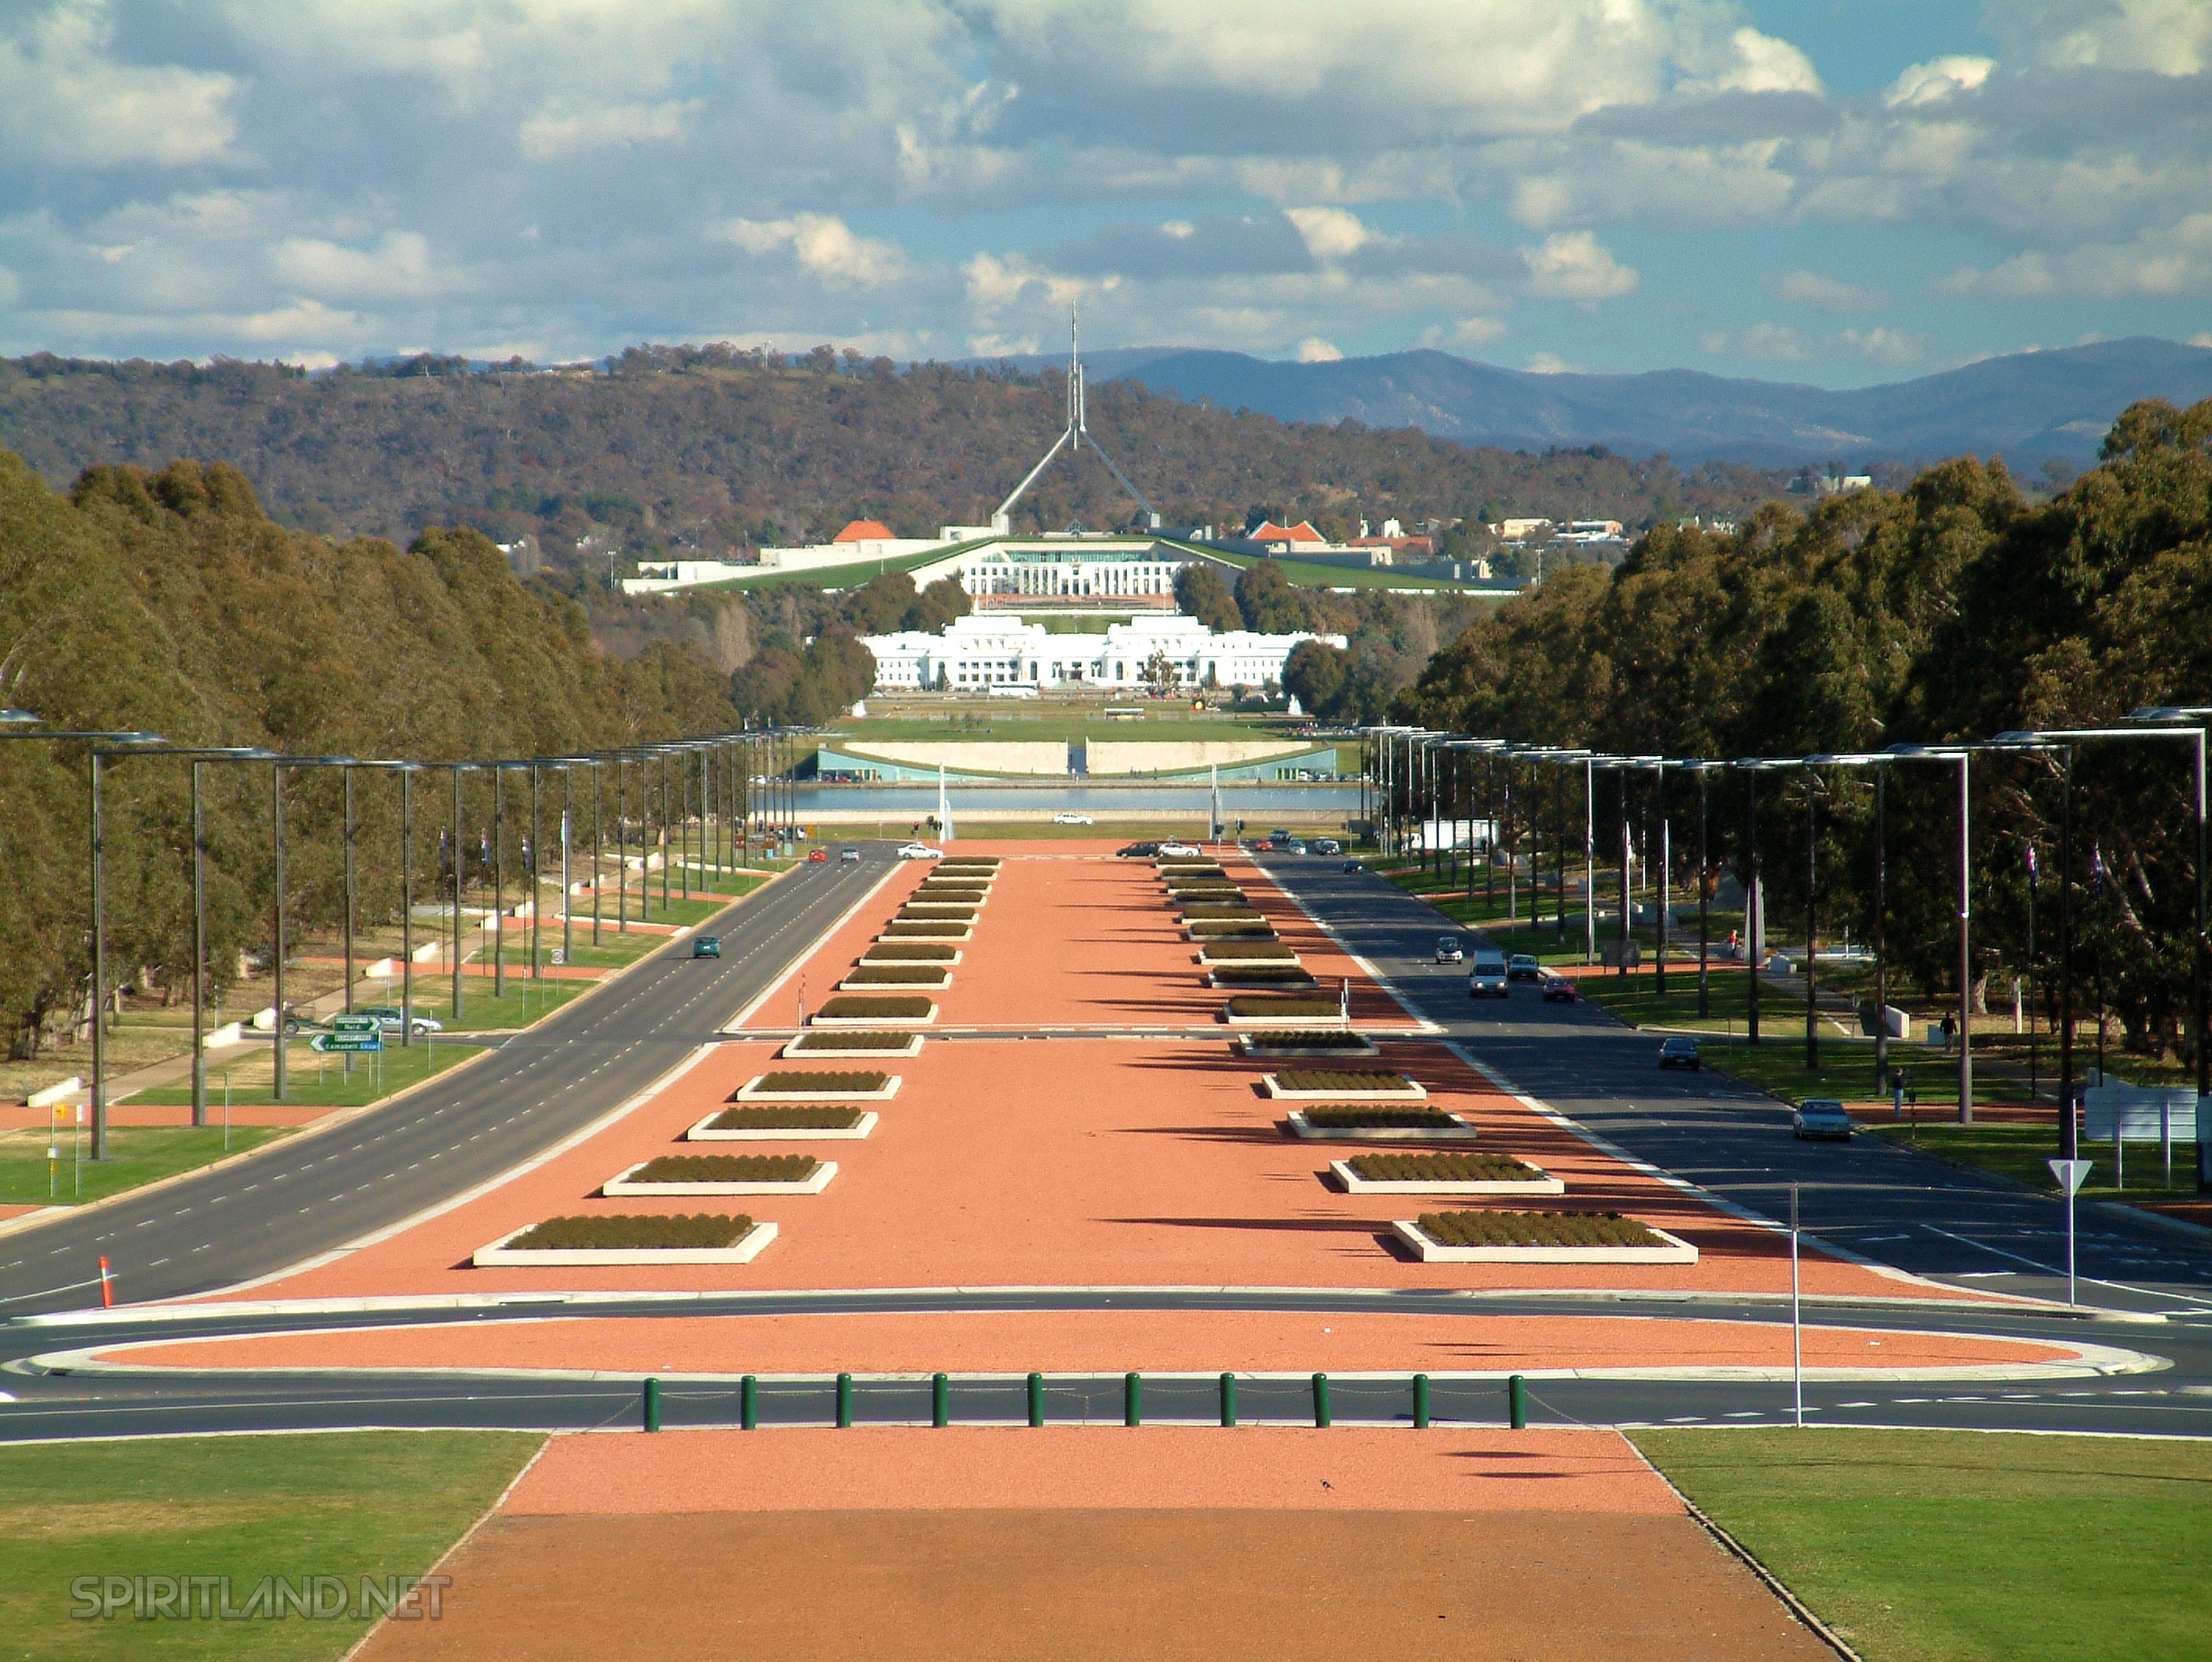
[
  {"left": 1391, "top": 1218, "right": 1698, "bottom": 1264},
  {"left": 881, "top": 926, "right": 972, "bottom": 942},
  {"left": 811, "top": 1004, "right": 937, "bottom": 1027},
  {"left": 734, "top": 1074, "right": 902, "bottom": 1102},
  {"left": 604, "top": 1161, "right": 837, "bottom": 1197},
  {"left": 1186, "top": 926, "right": 1278, "bottom": 942},
  {"left": 837, "top": 972, "right": 952, "bottom": 992},
  {"left": 1196, "top": 944, "right": 1300, "bottom": 963},
  {"left": 902, "top": 901, "right": 982, "bottom": 915},
  {"left": 688, "top": 1111, "right": 878, "bottom": 1141},
  {"left": 860, "top": 947, "right": 962, "bottom": 965},
  {"left": 1263, "top": 1072, "right": 1426, "bottom": 1099},
  {"left": 1328, "top": 1159, "right": 1562, "bottom": 1195},
  {"left": 1235, "top": 1034, "right": 1379, "bottom": 1058},
  {"left": 1205, "top": 972, "right": 1318, "bottom": 990},
  {"left": 473, "top": 1220, "right": 779, "bottom": 1267},
  {"left": 780, "top": 1034, "right": 923, "bottom": 1059},
  {"left": 1286, "top": 1111, "right": 1476, "bottom": 1142},
  {"left": 1224, "top": 1011, "right": 1347, "bottom": 1030}
]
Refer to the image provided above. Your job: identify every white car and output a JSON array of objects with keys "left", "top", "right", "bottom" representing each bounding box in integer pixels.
[
  {"left": 896, "top": 843, "right": 944, "bottom": 860},
  {"left": 1158, "top": 841, "right": 1203, "bottom": 858},
  {"left": 1052, "top": 812, "right": 1095, "bottom": 825}
]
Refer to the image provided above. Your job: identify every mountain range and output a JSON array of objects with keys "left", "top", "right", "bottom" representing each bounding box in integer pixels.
[{"left": 980, "top": 337, "right": 2212, "bottom": 468}]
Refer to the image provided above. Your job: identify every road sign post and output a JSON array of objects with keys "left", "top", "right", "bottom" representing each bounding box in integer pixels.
[{"left": 2049, "top": 1157, "right": 2092, "bottom": 1306}]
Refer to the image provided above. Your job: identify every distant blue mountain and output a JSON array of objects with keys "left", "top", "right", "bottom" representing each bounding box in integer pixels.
[{"left": 967, "top": 337, "right": 2212, "bottom": 466}]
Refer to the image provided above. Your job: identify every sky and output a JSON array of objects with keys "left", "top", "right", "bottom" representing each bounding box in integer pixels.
[{"left": 1, "top": 0, "right": 2208, "bottom": 387}]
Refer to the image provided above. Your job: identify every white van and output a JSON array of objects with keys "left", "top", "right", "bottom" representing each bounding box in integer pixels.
[{"left": 1468, "top": 950, "right": 1510, "bottom": 998}]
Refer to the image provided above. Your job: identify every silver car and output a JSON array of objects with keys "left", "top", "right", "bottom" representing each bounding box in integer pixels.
[
  {"left": 1793, "top": 1098, "right": 1854, "bottom": 1141},
  {"left": 1435, "top": 935, "right": 1465, "bottom": 964}
]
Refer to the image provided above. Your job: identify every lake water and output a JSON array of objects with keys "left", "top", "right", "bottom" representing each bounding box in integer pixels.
[{"left": 790, "top": 782, "right": 1358, "bottom": 815}]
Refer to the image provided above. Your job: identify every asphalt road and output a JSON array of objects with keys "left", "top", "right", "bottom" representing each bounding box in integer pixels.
[
  {"left": 1260, "top": 852, "right": 2212, "bottom": 1319},
  {"left": 0, "top": 848, "right": 900, "bottom": 1318}
]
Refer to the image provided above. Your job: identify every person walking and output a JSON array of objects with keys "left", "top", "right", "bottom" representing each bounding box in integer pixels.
[{"left": 1940, "top": 1011, "right": 1957, "bottom": 1053}]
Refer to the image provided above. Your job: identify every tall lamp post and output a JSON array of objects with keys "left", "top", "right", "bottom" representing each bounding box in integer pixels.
[
  {"left": 1884, "top": 744, "right": 1981, "bottom": 1123},
  {"left": 1730, "top": 758, "right": 1802, "bottom": 1046},
  {"left": 1807, "top": 754, "right": 1896, "bottom": 1094},
  {"left": 1676, "top": 761, "right": 1729, "bottom": 1019}
]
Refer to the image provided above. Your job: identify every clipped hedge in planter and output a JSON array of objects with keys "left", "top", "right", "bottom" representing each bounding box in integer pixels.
[
  {"left": 1349, "top": 1153, "right": 1539, "bottom": 1184},
  {"left": 899, "top": 904, "right": 976, "bottom": 918},
  {"left": 1209, "top": 965, "right": 1318, "bottom": 987},
  {"left": 508, "top": 1213, "right": 753, "bottom": 1251},
  {"left": 1272, "top": 1066, "right": 1415, "bottom": 1092},
  {"left": 817, "top": 995, "right": 933, "bottom": 1019},
  {"left": 1415, "top": 1210, "right": 1664, "bottom": 1249},
  {"left": 1243, "top": 1029, "right": 1371, "bottom": 1050},
  {"left": 709, "top": 1105, "right": 867, "bottom": 1131},
  {"left": 884, "top": 921, "right": 969, "bottom": 936},
  {"left": 863, "top": 943, "right": 959, "bottom": 961},
  {"left": 1298, "top": 1105, "right": 1461, "bottom": 1129},
  {"left": 630, "top": 1155, "right": 819, "bottom": 1185},
  {"left": 742, "top": 1070, "right": 889, "bottom": 1096},
  {"left": 1200, "top": 941, "right": 1297, "bottom": 961},
  {"left": 843, "top": 965, "right": 951, "bottom": 985},
  {"left": 1226, "top": 995, "right": 1339, "bottom": 1018},
  {"left": 787, "top": 1030, "right": 916, "bottom": 1050},
  {"left": 1190, "top": 921, "right": 1275, "bottom": 938}
]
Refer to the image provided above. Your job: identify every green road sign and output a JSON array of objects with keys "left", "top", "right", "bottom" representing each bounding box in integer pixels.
[
  {"left": 330, "top": 1014, "right": 381, "bottom": 1035},
  {"left": 309, "top": 1032, "right": 384, "bottom": 1054}
]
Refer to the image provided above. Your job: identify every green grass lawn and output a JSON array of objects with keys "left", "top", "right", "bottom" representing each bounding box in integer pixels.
[
  {"left": 1867, "top": 1121, "right": 2200, "bottom": 1203},
  {"left": 131, "top": 1034, "right": 484, "bottom": 1114},
  {"left": 0, "top": 1125, "right": 291, "bottom": 1207},
  {"left": 0, "top": 1429, "right": 542, "bottom": 1660},
  {"left": 1634, "top": 1428, "right": 2212, "bottom": 1662}
]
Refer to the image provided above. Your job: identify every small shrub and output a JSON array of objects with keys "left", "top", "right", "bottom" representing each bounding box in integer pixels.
[
  {"left": 1272, "top": 1066, "right": 1415, "bottom": 1091},
  {"left": 862, "top": 943, "right": 958, "bottom": 961},
  {"left": 630, "top": 1155, "right": 819, "bottom": 1184},
  {"left": 1347, "top": 1153, "right": 1536, "bottom": 1182},
  {"left": 508, "top": 1214, "right": 754, "bottom": 1250},
  {"left": 844, "top": 965, "right": 948, "bottom": 984},
  {"left": 1227, "top": 995, "right": 1337, "bottom": 1017},
  {"left": 1415, "top": 1211, "right": 1661, "bottom": 1248},
  {"left": 787, "top": 1031, "right": 912, "bottom": 1051},
  {"left": 1298, "top": 1105, "right": 1458, "bottom": 1129},
  {"left": 744, "top": 1070, "right": 890, "bottom": 1095},
  {"left": 817, "top": 995, "right": 933, "bottom": 1018},
  {"left": 708, "top": 1105, "right": 865, "bottom": 1129}
]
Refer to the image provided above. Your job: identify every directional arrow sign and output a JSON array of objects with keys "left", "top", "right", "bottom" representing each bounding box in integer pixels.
[
  {"left": 330, "top": 1015, "right": 381, "bottom": 1034},
  {"left": 2048, "top": 1157, "right": 2092, "bottom": 1194},
  {"left": 309, "top": 1033, "right": 384, "bottom": 1054}
]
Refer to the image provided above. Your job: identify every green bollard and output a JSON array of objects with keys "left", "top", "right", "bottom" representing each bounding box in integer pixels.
[
  {"left": 1027, "top": 1372, "right": 1045, "bottom": 1427},
  {"left": 1124, "top": 1371, "right": 1143, "bottom": 1428},
  {"left": 1508, "top": 1374, "right": 1527, "bottom": 1430},
  {"left": 1219, "top": 1371, "right": 1237, "bottom": 1428},
  {"left": 933, "top": 1372, "right": 950, "bottom": 1428},
  {"left": 643, "top": 1376, "right": 661, "bottom": 1433},
  {"left": 1312, "top": 1372, "right": 1332, "bottom": 1428},
  {"left": 837, "top": 1372, "right": 854, "bottom": 1428},
  {"left": 1412, "top": 1373, "right": 1431, "bottom": 1429},
  {"left": 740, "top": 1375, "right": 758, "bottom": 1430}
]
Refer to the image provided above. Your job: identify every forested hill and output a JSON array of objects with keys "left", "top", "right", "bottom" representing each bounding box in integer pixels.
[{"left": 0, "top": 350, "right": 1786, "bottom": 569}]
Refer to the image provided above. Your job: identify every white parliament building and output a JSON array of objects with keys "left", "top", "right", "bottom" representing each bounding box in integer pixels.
[{"left": 861, "top": 612, "right": 1342, "bottom": 693}]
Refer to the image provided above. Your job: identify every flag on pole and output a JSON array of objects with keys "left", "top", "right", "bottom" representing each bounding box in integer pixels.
[
  {"left": 937, "top": 763, "right": 954, "bottom": 844},
  {"left": 2025, "top": 841, "right": 2039, "bottom": 890},
  {"left": 1210, "top": 763, "right": 1222, "bottom": 843}
]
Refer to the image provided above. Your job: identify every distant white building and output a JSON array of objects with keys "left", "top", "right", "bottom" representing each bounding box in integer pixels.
[{"left": 861, "top": 612, "right": 1344, "bottom": 692}]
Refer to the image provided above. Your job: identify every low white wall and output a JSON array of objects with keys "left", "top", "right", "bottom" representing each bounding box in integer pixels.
[
  {"left": 1086, "top": 740, "right": 1312, "bottom": 773},
  {"left": 839, "top": 740, "right": 1070, "bottom": 776}
]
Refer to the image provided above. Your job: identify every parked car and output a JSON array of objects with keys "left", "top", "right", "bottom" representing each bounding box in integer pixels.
[
  {"left": 1053, "top": 812, "right": 1095, "bottom": 825},
  {"left": 1116, "top": 841, "right": 1161, "bottom": 858},
  {"left": 806, "top": 847, "right": 829, "bottom": 863},
  {"left": 356, "top": 1005, "right": 442, "bottom": 1036},
  {"left": 1468, "top": 950, "right": 1510, "bottom": 998},
  {"left": 1507, "top": 953, "right": 1541, "bottom": 983},
  {"left": 1159, "top": 841, "right": 1203, "bottom": 858},
  {"left": 1540, "top": 976, "right": 1578, "bottom": 1004},
  {"left": 1658, "top": 1036, "right": 1702, "bottom": 1070},
  {"left": 840, "top": 847, "right": 860, "bottom": 862},
  {"left": 690, "top": 936, "right": 722, "bottom": 959},
  {"left": 1435, "top": 935, "right": 1465, "bottom": 964},
  {"left": 1793, "top": 1098, "right": 1854, "bottom": 1141},
  {"left": 1311, "top": 839, "right": 1341, "bottom": 856},
  {"left": 896, "top": 843, "right": 944, "bottom": 860}
]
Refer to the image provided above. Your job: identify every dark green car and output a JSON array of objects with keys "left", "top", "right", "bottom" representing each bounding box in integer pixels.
[{"left": 690, "top": 936, "right": 722, "bottom": 959}]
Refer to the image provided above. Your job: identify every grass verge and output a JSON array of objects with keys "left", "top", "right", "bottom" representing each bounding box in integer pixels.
[
  {"left": 1633, "top": 1428, "right": 2212, "bottom": 1662},
  {"left": 0, "top": 1429, "right": 541, "bottom": 1661},
  {"left": 1866, "top": 1122, "right": 2201, "bottom": 1204},
  {"left": 132, "top": 1035, "right": 483, "bottom": 1112},
  {"left": 0, "top": 1125, "right": 291, "bottom": 1208}
]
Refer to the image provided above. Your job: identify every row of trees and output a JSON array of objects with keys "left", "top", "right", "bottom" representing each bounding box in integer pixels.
[
  {"left": 0, "top": 451, "right": 741, "bottom": 1060},
  {"left": 1391, "top": 398, "right": 2212, "bottom": 1062}
]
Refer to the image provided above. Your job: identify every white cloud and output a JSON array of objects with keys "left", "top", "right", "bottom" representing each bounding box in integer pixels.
[
  {"left": 1701, "top": 321, "right": 1811, "bottom": 360},
  {"left": 1285, "top": 206, "right": 1374, "bottom": 262},
  {"left": 0, "top": 1, "right": 241, "bottom": 168},
  {"left": 715, "top": 214, "right": 911, "bottom": 288},
  {"left": 1774, "top": 269, "right": 1889, "bottom": 312},
  {"left": 1678, "top": 27, "right": 1824, "bottom": 97},
  {"left": 1519, "top": 230, "right": 1638, "bottom": 300},
  {"left": 0, "top": 266, "right": 21, "bottom": 307},
  {"left": 1293, "top": 336, "right": 1343, "bottom": 362},
  {"left": 2192, "top": 331, "right": 2212, "bottom": 348},
  {"left": 1942, "top": 213, "right": 2212, "bottom": 298},
  {"left": 269, "top": 231, "right": 444, "bottom": 303},
  {"left": 1999, "top": 0, "right": 2212, "bottom": 76},
  {"left": 518, "top": 98, "right": 701, "bottom": 162},
  {"left": 1883, "top": 55, "right": 1994, "bottom": 108},
  {"left": 1525, "top": 351, "right": 1579, "bottom": 373},
  {"left": 1419, "top": 316, "right": 1507, "bottom": 348},
  {"left": 1701, "top": 322, "right": 1925, "bottom": 364}
]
